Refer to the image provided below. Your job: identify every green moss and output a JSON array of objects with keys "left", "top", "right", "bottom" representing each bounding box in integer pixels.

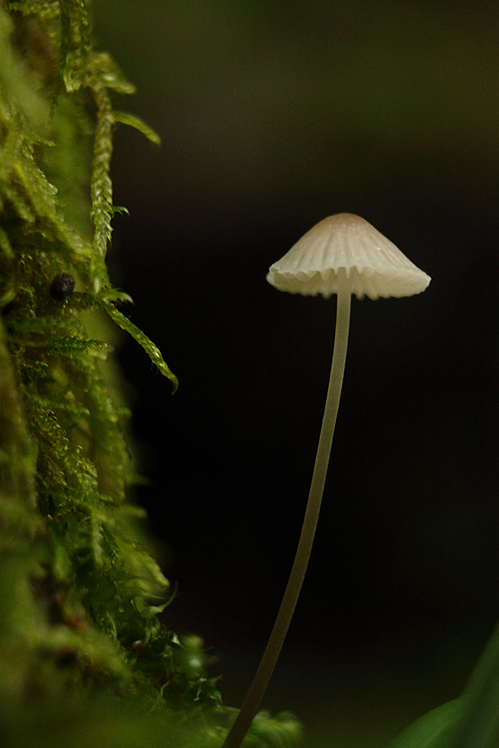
[
  {"left": 1, "top": 0, "right": 182, "bottom": 710},
  {"left": 0, "top": 2, "right": 301, "bottom": 745}
]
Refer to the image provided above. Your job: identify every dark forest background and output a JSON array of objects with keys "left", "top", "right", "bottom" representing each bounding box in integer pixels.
[{"left": 93, "top": 2, "right": 498, "bottom": 745}]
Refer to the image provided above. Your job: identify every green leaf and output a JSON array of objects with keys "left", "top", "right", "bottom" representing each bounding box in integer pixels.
[
  {"left": 386, "top": 699, "right": 464, "bottom": 748},
  {"left": 112, "top": 206, "right": 130, "bottom": 217},
  {"left": 445, "top": 623, "right": 499, "bottom": 748},
  {"left": 99, "top": 288, "right": 134, "bottom": 305},
  {"left": 387, "top": 622, "right": 499, "bottom": 748},
  {"left": 90, "top": 51, "right": 136, "bottom": 95},
  {"left": 133, "top": 595, "right": 170, "bottom": 619},
  {"left": 113, "top": 112, "right": 161, "bottom": 145}
]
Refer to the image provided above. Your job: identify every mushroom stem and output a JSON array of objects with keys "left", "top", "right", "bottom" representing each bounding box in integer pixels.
[{"left": 221, "top": 269, "right": 352, "bottom": 748}]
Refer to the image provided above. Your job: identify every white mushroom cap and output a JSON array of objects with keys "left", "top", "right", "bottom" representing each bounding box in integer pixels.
[{"left": 266, "top": 213, "right": 431, "bottom": 300}]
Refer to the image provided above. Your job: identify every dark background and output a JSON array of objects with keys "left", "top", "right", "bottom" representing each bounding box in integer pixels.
[{"left": 94, "top": 2, "right": 498, "bottom": 745}]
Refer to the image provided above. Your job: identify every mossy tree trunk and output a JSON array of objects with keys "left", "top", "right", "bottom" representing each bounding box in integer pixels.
[{"left": 0, "top": 4, "right": 302, "bottom": 746}]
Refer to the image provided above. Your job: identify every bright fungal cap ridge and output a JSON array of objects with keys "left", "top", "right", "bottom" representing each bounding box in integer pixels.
[{"left": 266, "top": 213, "right": 431, "bottom": 300}]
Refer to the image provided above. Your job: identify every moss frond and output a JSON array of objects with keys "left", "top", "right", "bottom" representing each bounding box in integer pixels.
[
  {"left": 100, "top": 298, "right": 179, "bottom": 392},
  {"left": 113, "top": 111, "right": 161, "bottom": 145},
  {"left": 89, "top": 81, "right": 114, "bottom": 255}
]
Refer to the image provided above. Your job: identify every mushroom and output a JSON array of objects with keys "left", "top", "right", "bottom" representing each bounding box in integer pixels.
[{"left": 222, "top": 213, "right": 431, "bottom": 748}]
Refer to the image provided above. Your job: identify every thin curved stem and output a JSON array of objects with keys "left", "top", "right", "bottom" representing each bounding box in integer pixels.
[{"left": 221, "top": 270, "right": 352, "bottom": 748}]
